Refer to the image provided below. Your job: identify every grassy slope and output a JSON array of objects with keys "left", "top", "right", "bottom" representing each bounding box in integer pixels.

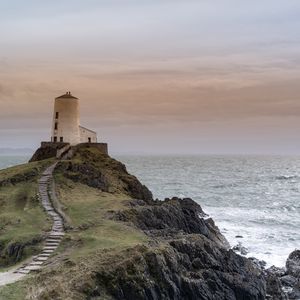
[
  {"left": 55, "top": 176, "right": 148, "bottom": 259},
  {"left": 0, "top": 160, "right": 53, "bottom": 268},
  {"left": 0, "top": 160, "right": 55, "bottom": 299},
  {"left": 0, "top": 150, "right": 149, "bottom": 299}
]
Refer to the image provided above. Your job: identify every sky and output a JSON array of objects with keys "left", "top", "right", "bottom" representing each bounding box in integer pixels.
[{"left": 1, "top": 0, "right": 300, "bottom": 154}]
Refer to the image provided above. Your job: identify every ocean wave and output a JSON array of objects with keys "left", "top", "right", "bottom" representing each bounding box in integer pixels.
[
  {"left": 275, "top": 175, "right": 299, "bottom": 181},
  {"left": 212, "top": 183, "right": 239, "bottom": 189}
]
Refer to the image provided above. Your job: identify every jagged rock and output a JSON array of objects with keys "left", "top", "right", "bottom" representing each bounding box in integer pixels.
[
  {"left": 29, "top": 144, "right": 68, "bottom": 162},
  {"left": 280, "top": 275, "right": 297, "bottom": 287},
  {"left": 0, "top": 236, "right": 43, "bottom": 267},
  {"left": 92, "top": 237, "right": 266, "bottom": 300},
  {"left": 286, "top": 250, "right": 300, "bottom": 278},
  {"left": 264, "top": 269, "right": 288, "bottom": 300},
  {"left": 232, "top": 242, "right": 248, "bottom": 255},
  {"left": 114, "top": 197, "right": 229, "bottom": 248},
  {"left": 265, "top": 251, "right": 300, "bottom": 300},
  {"left": 283, "top": 250, "right": 300, "bottom": 299}
]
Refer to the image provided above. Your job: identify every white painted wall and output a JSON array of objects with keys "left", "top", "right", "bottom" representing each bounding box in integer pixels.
[
  {"left": 79, "top": 126, "right": 97, "bottom": 143},
  {"left": 51, "top": 92, "right": 80, "bottom": 145}
]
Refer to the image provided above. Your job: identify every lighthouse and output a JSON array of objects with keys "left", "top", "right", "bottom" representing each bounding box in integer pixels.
[{"left": 51, "top": 91, "right": 97, "bottom": 145}]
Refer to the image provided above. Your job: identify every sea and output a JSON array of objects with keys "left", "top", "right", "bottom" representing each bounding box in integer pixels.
[{"left": 1, "top": 154, "right": 299, "bottom": 268}]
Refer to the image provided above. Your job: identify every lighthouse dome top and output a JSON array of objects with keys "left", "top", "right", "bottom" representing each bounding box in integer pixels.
[{"left": 55, "top": 91, "right": 78, "bottom": 100}]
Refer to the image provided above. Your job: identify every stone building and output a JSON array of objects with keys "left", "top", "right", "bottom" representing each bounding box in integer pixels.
[{"left": 51, "top": 92, "right": 97, "bottom": 145}]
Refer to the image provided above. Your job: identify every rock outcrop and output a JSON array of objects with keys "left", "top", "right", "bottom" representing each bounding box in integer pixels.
[
  {"left": 29, "top": 143, "right": 67, "bottom": 162},
  {"left": 100, "top": 196, "right": 273, "bottom": 300},
  {"left": 55, "top": 146, "right": 153, "bottom": 202},
  {"left": 92, "top": 237, "right": 266, "bottom": 300},
  {"left": 115, "top": 197, "right": 229, "bottom": 248},
  {"left": 279, "top": 250, "right": 300, "bottom": 299}
]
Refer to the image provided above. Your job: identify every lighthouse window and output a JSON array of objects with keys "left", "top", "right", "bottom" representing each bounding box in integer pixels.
[
  {"left": 54, "top": 122, "right": 58, "bottom": 130},
  {"left": 53, "top": 137, "right": 57, "bottom": 142},
  {"left": 60, "top": 137, "right": 64, "bottom": 142},
  {"left": 55, "top": 112, "right": 59, "bottom": 119}
]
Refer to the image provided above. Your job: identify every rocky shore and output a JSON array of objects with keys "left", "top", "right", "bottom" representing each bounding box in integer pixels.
[
  {"left": 265, "top": 250, "right": 300, "bottom": 300},
  {"left": 0, "top": 144, "right": 299, "bottom": 299}
]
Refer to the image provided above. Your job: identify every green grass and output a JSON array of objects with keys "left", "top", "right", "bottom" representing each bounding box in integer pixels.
[
  {"left": 0, "top": 280, "right": 28, "bottom": 300},
  {"left": 55, "top": 176, "right": 132, "bottom": 226},
  {"left": 0, "top": 159, "right": 53, "bottom": 183},
  {"left": 69, "top": 220, "right": 148, "bottom": 258},
  {"left": 55, "top": 177, "right": 148, "bottom": 259},
  {"left": 0, "top": 160, "right": 53, "bottom": 269},
  {"left": 0, "top": 183, "right": 51, "bottom": 239}
]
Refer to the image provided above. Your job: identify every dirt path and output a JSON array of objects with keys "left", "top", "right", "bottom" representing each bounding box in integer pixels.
[{"left": 0, "top": 162, "right": 65, "bottom": 287}]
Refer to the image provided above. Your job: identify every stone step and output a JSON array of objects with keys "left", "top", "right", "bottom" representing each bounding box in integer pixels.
[
  {"left": 46, "top": 239, "right": 62, "bottom": 243},
  {"left": 43, "top": 247, "right": 58, "bottom": 251},
  {"left": 45, "top": 243, "right": 60, "bottom": 247},
  {"left": 28, "top": 163, "right": 65, "bottom": 274},
  {"left": 28, "top": 261, "right": 44, "bottom": 266},
  {"left": 34, "top": 256, "right": 49, "bottom": 262},
  {"left": 45, "top": 242, "right": 60, "bottom": 246},
  {"left": 23, "top": 265, "right": 42, "bottom": 271},
  {"left": 42, "top": 249, "right": 55, "bottom": 253},
  {"left": 45, "top": 241, "right": 61, "bottom": 245},
  {"left": 16, "top": 269, "right": 30, "bottom": 274},
  {"left": 49, "top": 232, "right": 64, "bottom": 235},
  {"left": 38, "top": 253, "right": 51, "bottom": 258},
  {"left": 47, "top": 235, "right": 62, "bottom": 239}
]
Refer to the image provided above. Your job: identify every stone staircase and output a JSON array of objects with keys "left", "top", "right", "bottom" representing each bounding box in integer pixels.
[{"left": 14, "top": 162, "right": 65, "bottom": 275}]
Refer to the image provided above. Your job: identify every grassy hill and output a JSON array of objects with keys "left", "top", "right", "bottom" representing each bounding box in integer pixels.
[
  {"left": 0, "top": 146, "right": 269, "bottom": 300},
  {"left": 0, "top": 147, "right": 151, "bottom": 299},
  {"left": 0, "top": 159, "right": 53, "bottom": 269}
]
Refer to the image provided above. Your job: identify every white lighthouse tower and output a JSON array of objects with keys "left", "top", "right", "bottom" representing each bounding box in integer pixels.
[
  {"left": 33, "top": 91, "right": 108, "bottom": 159},
  {"left": 51, "top": 91, "right": 81, "bottom": 145}
]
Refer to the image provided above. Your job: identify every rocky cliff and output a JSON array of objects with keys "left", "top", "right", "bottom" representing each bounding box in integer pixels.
[{"left": 0, "top": 145, "right": 292, "bottom": 299}]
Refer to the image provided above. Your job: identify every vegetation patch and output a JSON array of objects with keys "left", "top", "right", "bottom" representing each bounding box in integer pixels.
[
  {"left": 0, "top": 280, "right": 29, "bottom": 300},
  {"left": 0, "top": 162, "right": 52, "bottom": 268},
  {"left": 54, "top": 177, "right": 148, "bottom": 260}
]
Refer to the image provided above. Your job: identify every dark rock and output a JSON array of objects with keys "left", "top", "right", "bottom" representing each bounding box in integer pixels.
[
  {"left": 93, "top": 237, "right": 266, "bottom": 300},
  {"left": 114, "top": 197, "right": 229, "bottom": 248},
  {"left": 267, "top": 265, "right": 286, "bottom": 277},
  {"left": 264, "top": 269, "right": 288, "bottom": 300},
  {"left": 286, "top": 250, "right": 300, "bottom": 278},
  {"left": 29, "top": 144, "right": 67, "bottom": 162},
  {"left": 248, "top": 258, "right": 267, "bottom": 270},
  {"left": 265, "top": 251, "right": 300, "bottom": 300},
  {"left": 232, "top": 242, "right": 248, "bottom": 255},
  {"left": 0, "top": 236, "right": 43, "bottom": 267},
  {"left": 280, "top": 275, "right": 297, "bottom": 287}
]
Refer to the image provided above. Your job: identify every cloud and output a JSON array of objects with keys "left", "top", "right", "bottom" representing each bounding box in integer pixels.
[{"left": 1, "top": 1, "right": 300, "bottom": 152}]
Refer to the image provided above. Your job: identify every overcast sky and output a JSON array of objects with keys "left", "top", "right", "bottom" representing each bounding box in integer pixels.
[{"left": 1, "top": 0, "right": 300, "bottom": 154}]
